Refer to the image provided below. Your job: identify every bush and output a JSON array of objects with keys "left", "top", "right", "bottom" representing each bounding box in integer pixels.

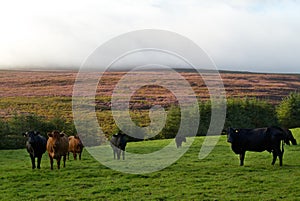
[
  {"left": 225, "top": 98, "right": 278, "bottom": 129},
  {"left": 0, "top": 114, "right": 77, "bottom": 150},
  {"left": 152, "top": 98, "right": 278, "bottom": 138},
  {"left": 159, "top": 106, "right": 181, "bottom": 139},
  {"left": 277, "top": 92, "right": 300, "bottom": 128}
]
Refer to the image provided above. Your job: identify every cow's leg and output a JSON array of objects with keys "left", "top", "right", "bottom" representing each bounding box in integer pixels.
[
  {"left": 278, "top": 151, "right": 283, "bottom": 166},
  {"left": 79, "top": 152, "right": 82, "bottom": 160},
  {"left": 49, "top": 154, "right": 53, "bottom": 170},
  {"left": 117, "top": 149, "right": 121, "bottom": 160},
  {"left": 272, "top": 151, "right": 277, "bottom": 165},
  {"left": 279, "top": 145, "right": 284, "bottom": 166},
  {"left": 73, "top": 152, "right": 77, "bottom": 160},
  {"left": 272, "top": 145, "right": 283, "bottom": 166},
  {"left": 68, "top": 152, "right": 70, "bottom": 160},
  {"left": 30, "top": 155, "right": 36, "bottom": 169},
  {"left": 63, "top": 155, "right": 66, "bottom": 167},
  {"left": 122, "top": 150, "right": 125, "bottom": 160},
  {"left": 57, "top": 157, "right": 61, "bottom": 169},
  {"left": 276, "top": 148, "right": 283, "bottom": 166},
  {"left": 113, "top": 149, "right": 116, "bottom": 159},
  {"left": 239, "top": 152, "right": 245, "bottom": 166},
  {"left": 37, "top": 156, "right": 42, "bottom": 169},
  {"left": 272, "top": 149, "right": 282, "bottom": 166},
  {"left": 272, "top": 142, "right": 284, "bottom": 166}
]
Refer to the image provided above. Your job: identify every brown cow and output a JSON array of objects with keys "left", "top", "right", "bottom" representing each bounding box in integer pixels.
[
  {"left": 46, "top": 131, "right": 69, "bottom": 170},
  {"left": 68, "top": 135, "right": 83, "bottom": 160}
]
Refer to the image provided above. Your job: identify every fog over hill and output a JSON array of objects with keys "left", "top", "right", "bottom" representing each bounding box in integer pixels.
[{"left": 1, "top": 1, "right": 300, "bottom": 73}]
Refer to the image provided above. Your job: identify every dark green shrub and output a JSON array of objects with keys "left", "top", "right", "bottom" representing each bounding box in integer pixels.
[
  {"left": 277, "top": 92, "right": 300, "bottom": 128},
  {"left": 225, "top": 98, "right": 278, "bottom": 129},
  {"left": 0, "top": 114, "right": 77, "bottom": 149}
]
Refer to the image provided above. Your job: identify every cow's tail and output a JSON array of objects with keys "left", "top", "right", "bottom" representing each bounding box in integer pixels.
[{"left": 281, "top": 140, "right": 285, "bottom": 154}]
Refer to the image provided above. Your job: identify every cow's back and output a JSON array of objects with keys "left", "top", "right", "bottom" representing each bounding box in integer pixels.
[
  {"left": 243, "top": 128, "right": 270, "bottom": 151},
  {"left": 229, "top": 128, "right": 269, "bottom": 153}
]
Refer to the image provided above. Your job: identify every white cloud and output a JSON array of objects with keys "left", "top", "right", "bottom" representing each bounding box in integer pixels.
[{"left": 0, "top": 0, "right": 299, "bottom": 73}]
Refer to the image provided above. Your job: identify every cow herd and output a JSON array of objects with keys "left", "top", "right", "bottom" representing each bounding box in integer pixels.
[
  {"left": 23, "top": 130, "right": 129, "bottom": 170},
  {"left": 23, "top": 126, "right": 298, "bottom": 169},
  {"left": 23, "top": 130, "right": 84, "bottom": 170}
]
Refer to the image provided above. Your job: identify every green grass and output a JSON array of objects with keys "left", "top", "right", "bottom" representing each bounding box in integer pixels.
[{"left": 1, "top": 129, "right": 300, "bottom": 200}]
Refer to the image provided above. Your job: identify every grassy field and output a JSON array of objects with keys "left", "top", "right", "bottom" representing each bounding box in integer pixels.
[{"left": 1, "top": 129, "right": 300, "bottom": 201}]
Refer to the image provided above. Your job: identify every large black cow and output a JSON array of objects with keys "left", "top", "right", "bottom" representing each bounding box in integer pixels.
[
  {"left": 110, "top": 133, "right": 127, "bottom": 160},
  {"left": 23, "top": 131, "right": 47, "bottom": 169},
  {"left": 227, "top": 127, "right": 297, "bottom": 166}
]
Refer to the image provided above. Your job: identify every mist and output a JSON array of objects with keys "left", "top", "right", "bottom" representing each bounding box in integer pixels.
[{"left": 0, "top": 0, "right": 300, "bottom": 73}]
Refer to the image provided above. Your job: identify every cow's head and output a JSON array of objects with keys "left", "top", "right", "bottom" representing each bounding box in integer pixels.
[
  {"left": 47, "top": 130, "right": 65, "bottom": 138},
  {"left": 47, "top": 131, "right": 65, "bottom": 148},
  {"left": 23, "top": 131, "right": 40, "bottom": 144},
  {"left": 285, "top": 129, "right": 297, "bottom": 145},
  {"left": 227, "top": 128, "right": 239, "bottom": 143}
]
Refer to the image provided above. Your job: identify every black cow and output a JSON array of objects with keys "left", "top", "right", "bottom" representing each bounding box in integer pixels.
[
  {"left": 23, "top": 131, "right": 47, "bottom": 169},
  {"left": 227, "top": 127, "right": 296, "bottom": 166},
  {"left": 175, "top": 135, "right": 186, "bottom": 148},
  {"left": 110, "top": 133, "right": 127, "bottom": 160}
]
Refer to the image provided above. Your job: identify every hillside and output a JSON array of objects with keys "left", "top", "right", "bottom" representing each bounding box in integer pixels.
[{"left": 0, "top": 70, "right": 299, "bottom": 103}]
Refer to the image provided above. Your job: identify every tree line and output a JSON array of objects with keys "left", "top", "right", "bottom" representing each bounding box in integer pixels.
[{"left": 1, "top": 93, "right": 299, "bottom": 149}]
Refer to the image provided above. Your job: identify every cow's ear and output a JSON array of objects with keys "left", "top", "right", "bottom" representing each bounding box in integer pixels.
[
  {"left": 228, "top": 128, "right": 234, "bottom": 134},
  {"left": 34, "top": 131, "right": 39, "bottom": 136},
  {"left": 47, "top": 132, "right": 53, "bottom": 137},
  {"left": 60, "top": 133, "right": 65, "bottom": 137},
  {"left": 22, "top": 133, "right": 27, "bottom": 137}
]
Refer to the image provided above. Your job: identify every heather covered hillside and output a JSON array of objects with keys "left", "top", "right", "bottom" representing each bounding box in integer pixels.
[{"left": 0, "top": 70, "right": 299, "bottom": 105}]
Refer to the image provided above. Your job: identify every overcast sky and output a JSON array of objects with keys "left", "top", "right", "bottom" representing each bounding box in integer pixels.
[{"left": 0, "top": 0, "right": 300, "bottom": 73}]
